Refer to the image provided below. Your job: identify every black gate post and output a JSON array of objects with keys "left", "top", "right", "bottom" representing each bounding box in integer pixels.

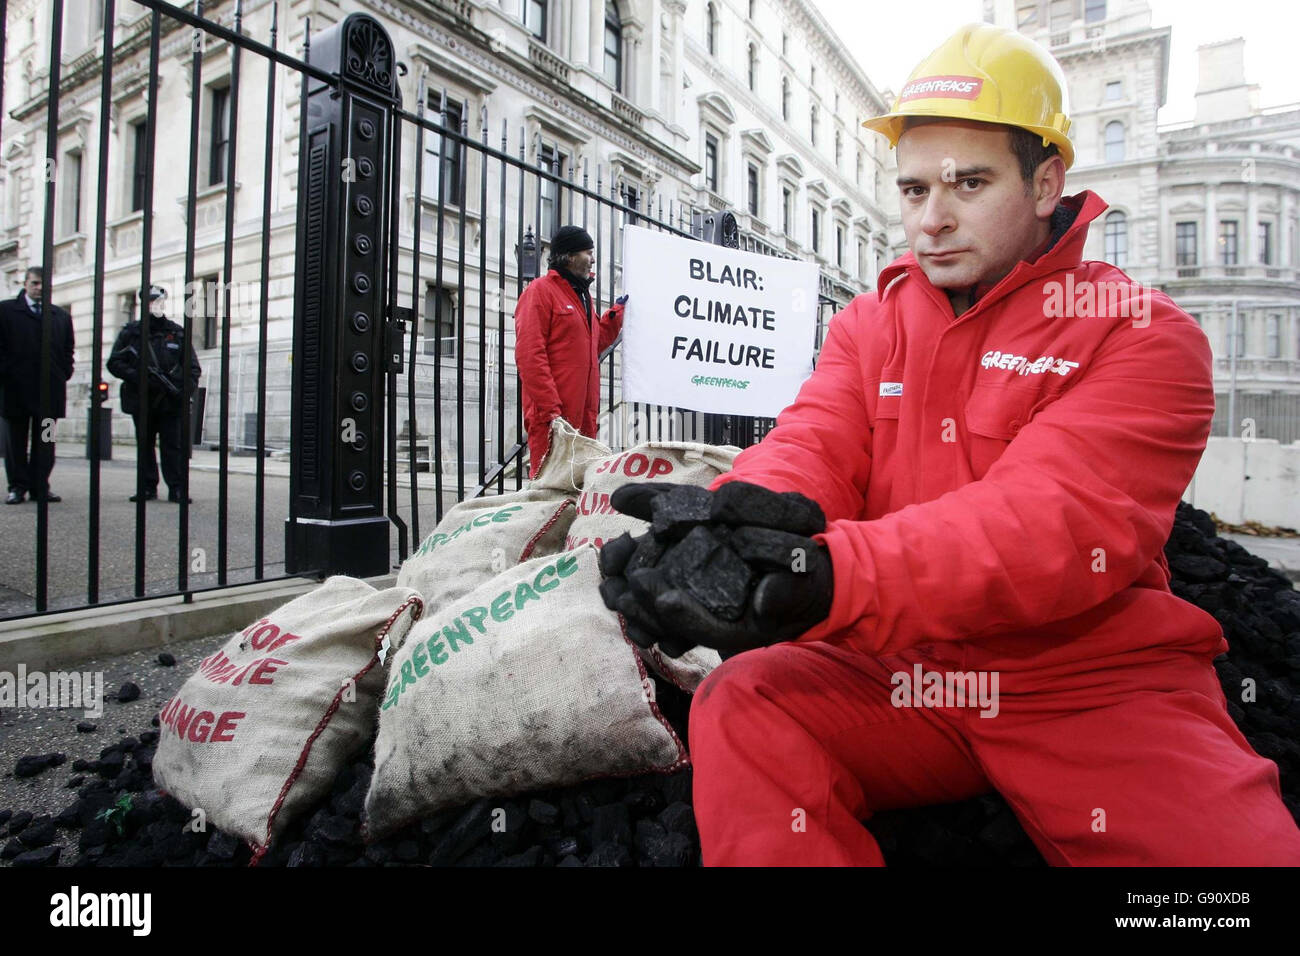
[{"left": 286, "top": 15, "right": 399, "bottom": 577}]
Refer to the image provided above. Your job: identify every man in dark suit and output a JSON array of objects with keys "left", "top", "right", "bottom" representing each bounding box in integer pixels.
[{"left": 0, "top": 266, "right": 74, "bottom": 504}]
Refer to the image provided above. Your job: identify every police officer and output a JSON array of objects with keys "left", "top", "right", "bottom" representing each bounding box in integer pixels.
[{"left": 107, "top": 285, "right": 201, "bottom": 503}]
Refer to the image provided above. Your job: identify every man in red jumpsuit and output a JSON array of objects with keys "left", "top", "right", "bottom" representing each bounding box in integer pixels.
[
  {"left": 598, "top": 24, "right": 1300, "bottom": 865},
  {"left": 514, "top": 225, "right": 625, "bottom": 477}
]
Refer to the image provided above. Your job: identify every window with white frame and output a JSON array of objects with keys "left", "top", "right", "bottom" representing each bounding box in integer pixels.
[
  {"left": 1104, "top": 80, "right": 1122, "bottom": 102},
  {"left": 208, "top": 84, "right": 231, "bottom": 187},
  {"left": 704, "top": 134, "right": 720, "bottom": 193},
  {"left": 781, "top": 76, "right": 790, "bottom": 121},
  {"left": 1176, "top": 221, "right": 1197, "bottom": 266},
  {"left": 1104, "top": 210, "right": 1127, "bottom": 267},
  {"left": 200, "top": 273, "right": 221, "bottom": 350},
  {"left": 1267, "top": 314, "right": 1281, "bottom": 358},
  {"left": 747, "top": 43, "right": 757, "bottom": 92},
  {"left": 423, "top": 94, "right": 466, "bottom": 208},
  {"left": 59, "top": 149, "right": 83, "bottom": 236},
  {"left": 539, "top": 143, "right": 568, "bottom": 240},
  {"left": 835, "top": 222, "right": 845, "bottom": 268},
  {"left": 1219, "top": 220, "right": 1239, "bottom": 266},
  {"left": 424, "top": 285, "right": 458, "bottom": 359},
  {"left": 781, "top": 185, "right": 792, "bottom": 235},
  {"left": 747, "top": 162, "right": 760, "bottom": 216},
  {"left": 1258, "top": 222, "right": 1272, "bottom": 265},
  {"left": 129, "top": 118, "right": 148, "bottom": 213},
  {"left": 810, "top": 207, "right": 821, "bottom": 254},
  {"left": 523, "top": 0, "right": 547, "bottom": 41},
  {"left": 706, "top": 3, "right": 718, "bottom": 57},
  {"left": 1104, "top": 121, "right": 1124, "bottom": 163},
  {"left": 604, "top": 3, "right": 623, "bottom": 93}
]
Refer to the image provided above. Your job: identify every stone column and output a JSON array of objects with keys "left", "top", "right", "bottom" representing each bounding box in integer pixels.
[
  {"left": 1246, "top": 176, "right": 1258, "bottom": 267},
  {"left": 589, "top": 0, "right": 605, "bottom": 71},
  {"left": 1205, "top": 183, "right": 1217, "bottom": 269},
  {"left": 664, "top": 0, "right": 686, "bottom": 127},
  {"left": 1280, "top": 188, "right": 1293, "bottom": 269},
  {"left": 572, "top": 0, "right": 592, "bottom": 66}
]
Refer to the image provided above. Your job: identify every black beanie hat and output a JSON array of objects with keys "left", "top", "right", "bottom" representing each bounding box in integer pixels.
[{"left": 551, "top": 225, "right": 594, "bottom": 258}]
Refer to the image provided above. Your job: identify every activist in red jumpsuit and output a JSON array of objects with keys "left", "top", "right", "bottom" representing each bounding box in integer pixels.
[
  {"left": 598, "top": 24, "right": 1300, "bottom": 865},
  {"left": 514, "top": 225, "right": 625, "bottom": 476}
]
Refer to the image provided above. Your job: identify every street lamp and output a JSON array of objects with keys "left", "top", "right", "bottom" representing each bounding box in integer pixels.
[{"left": 516, "top": 226, "right": 540, "bottom": 282}]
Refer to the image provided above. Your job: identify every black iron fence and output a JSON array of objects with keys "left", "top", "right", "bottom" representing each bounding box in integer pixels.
[{"left": 0, "top": 1, "right": 848, "bottom": 621}]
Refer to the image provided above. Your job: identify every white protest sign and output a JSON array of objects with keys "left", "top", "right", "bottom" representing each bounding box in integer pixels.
[{"left": 621, "top": 225, "right": 818, "bottom": 417}]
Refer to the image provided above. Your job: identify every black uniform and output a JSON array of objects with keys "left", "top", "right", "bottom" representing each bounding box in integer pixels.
[
  {"left": 0, "top": 291, "right": 74, "bottom": 500},
  {"left": 107, "top": 313, "right": 201, "bottom": 499}
]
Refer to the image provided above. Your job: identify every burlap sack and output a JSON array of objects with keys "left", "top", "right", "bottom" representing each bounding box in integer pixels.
[
  {"left": 565, "top": 441, "right": 740, "bottom": 694},
  {"left": 528, "top": 417, "right": 611, "bottom": 493},
  {"left": 152, "top": 577, "right": 423, "bottom": 859},
  {"left": 397, "top": 419, "right": 609, "bottom": 608},
  {"left": 564, "top": 441, "right": 740, "bottom": 550},
  {"left": 364, "top": 546, "right": 686, "bottom": 839}
]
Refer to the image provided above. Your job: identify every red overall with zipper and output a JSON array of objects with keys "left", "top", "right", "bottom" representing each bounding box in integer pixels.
[
  {"left": 690, "top": 190, "right": 1300, "bottom": 865},
  {"left": 514, "top": 269, "right": 624, "bottom": 475}
]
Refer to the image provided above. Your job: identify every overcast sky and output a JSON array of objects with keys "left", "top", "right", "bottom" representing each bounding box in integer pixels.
[{"left": 809, "top": 0, "right": 1299, "bottom": 126}]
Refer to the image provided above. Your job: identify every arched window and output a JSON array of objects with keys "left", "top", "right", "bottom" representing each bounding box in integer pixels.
[
  {"left": 706, "top": 3, "right": 718, "bottom": 57},
  {"left": 747, "top": 42, "right": 757, "bottom": 92},
  {"left": 782, "top": 76, "right": 790, "bottom": 121},
  {"left": 1104, "top": 210, "right": 1127, "bottom": 267},
  {"left": 1104, "top": 121, "right": 1125, "bottom": 163},
  {"left": 604, "top": 3, "right": 623, "bottom": 92}
]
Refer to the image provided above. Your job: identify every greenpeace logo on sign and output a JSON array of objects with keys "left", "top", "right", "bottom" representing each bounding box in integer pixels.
[
  {"left": 898, "top": 75, "right": 984, "bottom": 102},
  {"left": 50, "top": 886, "right": 151, "bottom": 936}
]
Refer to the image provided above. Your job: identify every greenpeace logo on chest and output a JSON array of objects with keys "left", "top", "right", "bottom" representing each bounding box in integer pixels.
[{"left": 980, "top": 350, "right": 1080, "bottom": 377}]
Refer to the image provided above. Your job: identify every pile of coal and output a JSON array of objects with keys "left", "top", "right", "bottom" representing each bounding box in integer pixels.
[{"left": 2, "top": 502, "right": 1296, "bottom": 867}]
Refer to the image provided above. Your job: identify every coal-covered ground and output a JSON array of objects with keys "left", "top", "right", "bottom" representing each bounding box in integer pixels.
[{"left": 1, "top": 502, "right": 1297, "bottom": 867}]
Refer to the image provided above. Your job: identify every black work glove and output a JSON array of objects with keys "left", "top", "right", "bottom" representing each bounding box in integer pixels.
[
  {"left": 615, "top": 294, "right": 629, "bottom": 306},
  {"left": 599, "top": 532, "right": 694, "bottom": 657}
]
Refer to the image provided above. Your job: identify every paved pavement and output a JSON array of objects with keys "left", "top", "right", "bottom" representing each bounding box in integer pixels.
[{"left": 0, "top": 445, "right": 497, "bottom": 621}]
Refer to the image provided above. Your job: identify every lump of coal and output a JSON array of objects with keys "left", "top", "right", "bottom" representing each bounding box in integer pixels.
[
  {"left": 650, "top": 486, "right": 715, "bottom": 541},
  {"left": 658, "top": 525, "right": 752, "bottom": 621},
  {"left": 14, "top": 753, "right": 65, "bottom": 778}
]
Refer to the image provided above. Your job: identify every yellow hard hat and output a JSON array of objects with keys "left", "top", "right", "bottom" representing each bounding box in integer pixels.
[{"left": 862, "top": 23, "right": 1074, "bottom": 170}]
